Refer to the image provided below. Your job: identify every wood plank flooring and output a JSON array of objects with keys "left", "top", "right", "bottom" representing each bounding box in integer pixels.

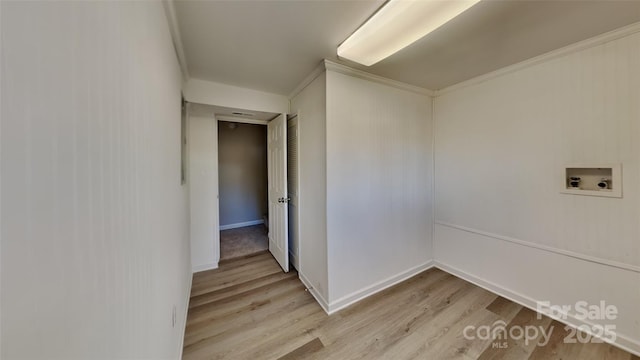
[{"left": 183, "top": 251, "right": 638, "bottom": 360}]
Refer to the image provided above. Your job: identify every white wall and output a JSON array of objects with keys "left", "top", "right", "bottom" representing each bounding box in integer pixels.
[
  {"left": 290, "top": 72, "right": 329, "bottom": 307},
  {"left": 183, "top": 78, "right": 289, "bottom": 115},
  {"left": 1, "top": 1, "right": 190, "bottom": 359},
  {"left": 434, "top": 29, "right": 640, "bottom": 354},
  {"left": 325, "top": 70, "right": 433, "bottom": 310},
  {"left": 218, "top": 122, "right": 267, "bottom": 227},
  {"left": 188, "top": 116, "right": 219, "bottom": 272}
]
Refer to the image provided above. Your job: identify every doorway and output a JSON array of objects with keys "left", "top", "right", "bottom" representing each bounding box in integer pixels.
[
  {"left": 218, "top": 121, "right": 269, "bottom": 260},
  {"left": 187, "top": 102, "right": 292, "bottom": 273}
]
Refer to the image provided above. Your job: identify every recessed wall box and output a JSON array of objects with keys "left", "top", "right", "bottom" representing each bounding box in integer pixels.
[{"left": 561, "top": 164, "right": 622, "bottom": 198}]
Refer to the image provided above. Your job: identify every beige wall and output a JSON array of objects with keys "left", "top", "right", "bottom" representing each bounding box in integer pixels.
[{"left": 218, "top": 122, "right": 268, "bottom": 227}]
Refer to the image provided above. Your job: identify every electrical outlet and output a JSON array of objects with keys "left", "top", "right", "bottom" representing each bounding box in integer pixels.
[{"left": 172, "top": 305, "right": 177, "bottom": 328}]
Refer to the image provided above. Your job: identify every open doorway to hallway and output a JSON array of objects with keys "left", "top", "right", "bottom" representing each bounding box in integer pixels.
[
  {"left": 218, "top": 121, "right": 269, "bottom": 260},
  {"left": 187, "top": 102, "right": 292, "bottom": 272}
]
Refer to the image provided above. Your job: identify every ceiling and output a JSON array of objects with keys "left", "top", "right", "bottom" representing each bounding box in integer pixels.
[{"left": 174, "top": 0, "right": 640, "bottom": 95}]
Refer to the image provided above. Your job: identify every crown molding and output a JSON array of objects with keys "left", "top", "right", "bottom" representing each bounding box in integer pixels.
[
  {"left": 288, "top": 61, "right": 327, "bottom": 100},
  {"left": 288, "top": 59, "right": 436, "bottom": 99},
  {"left": 436, "top": 21, "right": 640, "bottom": 97},
  {"left": 324, "top": 60, "right": 435, "bottom": 96},
  {"left": 162, "top": 0, "right": 189, "bottom": 81}
]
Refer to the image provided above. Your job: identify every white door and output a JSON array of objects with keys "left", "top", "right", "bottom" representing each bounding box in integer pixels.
[
  {"left": 287, "top": 115, "right": 299, "bottom": 270},
  {"left": 267, "top": 114, "right": 289, "bottom": 272}
]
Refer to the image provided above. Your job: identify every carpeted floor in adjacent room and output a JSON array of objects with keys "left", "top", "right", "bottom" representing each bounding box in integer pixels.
[{"left": 220, "top": 224, "right": 269, "bottom": 260}]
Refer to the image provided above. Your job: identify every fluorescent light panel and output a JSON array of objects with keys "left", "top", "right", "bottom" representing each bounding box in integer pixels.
[{"left": 338, "top": 0, "right": 482, "bottom": 66}]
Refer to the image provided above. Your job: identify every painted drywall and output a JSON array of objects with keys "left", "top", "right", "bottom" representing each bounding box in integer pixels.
[
  {"left": 183, "top": 78, "right": 289, "bottom": 115},
  {"left": 1, "top": 1, "right": 190, "bottom": 359},
  {"left": 325, "top": 70, "right": 433, "bottom": 308},
  {"left": 434, "top": 29, "right": 640, "bottom": 354},
  {"left": 290, "top": 72, "right": 330, "bottom": 307},
  {"left": 218, "top": 122, "right": 268, "bottom": 227},
  {"left": 189, "top": 115, "right": 220, "bottom": 272}
]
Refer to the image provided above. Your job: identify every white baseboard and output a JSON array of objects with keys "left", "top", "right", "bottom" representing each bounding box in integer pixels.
[
  {"left": 434, "top": 223, "right": 640, "bottom": 356},
  {"left": 299, "top": 271, "right": 330, "bottom": 314},
  {"left": 219, "top": 219, "right": 264, "bottom": 231},
  {"left": 192, "top": 262, "right": 218, "bottom": 273},
  {"left": 178, "top": 273, "right": 192, "bottom": 360},
  {"left": 327, "top": 261, "right": 435, "bottom": 315},
  {"left": 434, "top": 260, "right": 640, "bottom": 357}
]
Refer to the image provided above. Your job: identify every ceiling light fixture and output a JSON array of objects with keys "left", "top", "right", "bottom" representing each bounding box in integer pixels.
[{"left": 337, "top": 0, "right": 482, "bottom": 66}]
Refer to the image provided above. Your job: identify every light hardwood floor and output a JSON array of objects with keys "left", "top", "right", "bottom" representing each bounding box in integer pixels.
[{"left": 183, "top": 251, "right": 638, "bottom": 360}]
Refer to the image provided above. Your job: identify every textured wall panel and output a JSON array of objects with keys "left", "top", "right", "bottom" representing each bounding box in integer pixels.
[
  {"left": 290, "top": 73, "right": 329, "bottom": 302},
  {"left": 326, "top": 71, "right": 433, "bottom": 303},
  {"left": 1, "top": 2, "right": 190, "bottom": 358},
  {"left": 434, "top": 30, "right": 640, "bottom": 353},
  {"left": 435, "top": 31, "right": 640, "bottom": 267}
]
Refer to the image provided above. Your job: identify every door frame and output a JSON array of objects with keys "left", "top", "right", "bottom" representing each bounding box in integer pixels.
[
  {"left": 214, "top": 113, "right": 288, "bottom": 263},
  {"left": 287, "top": 113, "right": 300, "bottom": 270},
  {"left": 215, "top": 115, "right": 271, "bottom": 262},
  {"left": 188, "top": 111, "right": 293, "bottom": 273}
]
